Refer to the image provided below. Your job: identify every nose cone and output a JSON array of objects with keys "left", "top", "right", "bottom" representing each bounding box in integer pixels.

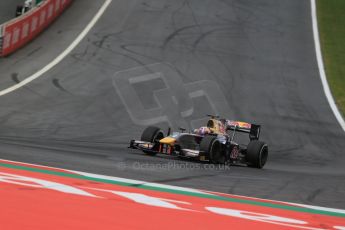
[{"left": 159, "top": 137, "right": 176, "bottom": 145}]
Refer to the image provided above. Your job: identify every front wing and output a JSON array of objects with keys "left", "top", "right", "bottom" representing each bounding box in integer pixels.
[{"left": 129, "top": 140, "right": 206, "bottom": 159}]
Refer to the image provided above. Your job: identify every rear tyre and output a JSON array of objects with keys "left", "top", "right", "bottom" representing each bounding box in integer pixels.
[
  {"left": 141, "top": 126, "right": 164, "bottom": 156},
  {"left": 246, "top": 140, "right": 268, "bottom": 168},
  {"left": 200, "top": 136, "right": 225, "bottom": 164}
]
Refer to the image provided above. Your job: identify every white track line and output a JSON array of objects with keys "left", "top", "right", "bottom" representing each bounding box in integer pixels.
[
  {"left": 209, "top": 190, "right": 345, "bottom": 214},
  {"left": 311, "top": 0, "right": 345, "bottom": 132},
  {"left": 0, "top": 0, "right": 113, "bottom": 97}
]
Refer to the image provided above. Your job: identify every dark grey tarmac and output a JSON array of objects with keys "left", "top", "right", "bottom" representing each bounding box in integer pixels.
[{"left": 0, "top": 0, "right": 30, "bottom": 24}]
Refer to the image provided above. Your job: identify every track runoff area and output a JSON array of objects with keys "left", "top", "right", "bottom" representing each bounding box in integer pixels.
[{"left": 0, "top": 159, "right": 344, "bottom": 229}]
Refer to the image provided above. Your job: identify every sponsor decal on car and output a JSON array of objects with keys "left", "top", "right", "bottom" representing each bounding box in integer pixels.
[{"left": 227, "top": 120, "right": 252, "bottom": 129}]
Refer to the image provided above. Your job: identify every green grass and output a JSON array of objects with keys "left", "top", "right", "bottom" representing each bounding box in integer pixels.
[{"left": 317, "top": 0, "right": 345, "bottom": 116}]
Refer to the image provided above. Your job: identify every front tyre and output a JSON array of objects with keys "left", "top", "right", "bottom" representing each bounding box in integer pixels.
[
  {"left": 246, "top": 140, "right": 268, "bottom": 168},
  {"left": 200, "top": 136, "right": 225, "bottom": 164},
  {"left": 141, "top": 126, "right": 164, "bottom": 155}
]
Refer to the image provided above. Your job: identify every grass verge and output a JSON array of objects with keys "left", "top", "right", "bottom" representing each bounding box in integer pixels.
[{"left": 317, "top": 0, "right": 345, "bottom": 116}]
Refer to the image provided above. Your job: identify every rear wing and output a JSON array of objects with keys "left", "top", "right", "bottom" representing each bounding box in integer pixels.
[{"left": 225, "top": 120, "right": 261, "bottom": 140}]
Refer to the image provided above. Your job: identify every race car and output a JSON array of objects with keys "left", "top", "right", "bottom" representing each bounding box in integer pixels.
[{"left": 129, "top": 115, "right": 268, "bottom": 168}]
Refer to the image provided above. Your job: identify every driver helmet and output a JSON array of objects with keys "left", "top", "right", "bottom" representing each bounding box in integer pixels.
[{"left": 196, "top": 126, "right": 211, "bottom": 136}]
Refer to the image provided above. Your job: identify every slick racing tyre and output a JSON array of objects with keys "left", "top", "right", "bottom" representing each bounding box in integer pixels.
[
  {"left": 141, "top": 126, "right": 164, "bottom": 155},
  {"left": 246, "top": 140, "right": 268, "bottom": 168},
  {"left": 200, "top": 136, "right": 225, "bottom": 164}
]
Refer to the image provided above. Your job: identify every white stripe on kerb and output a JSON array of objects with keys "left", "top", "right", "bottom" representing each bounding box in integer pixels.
[
  {"left": 70, "top": 170, "right": 211, "bottom": 195},
  {"left": 2, "top": 158, "right": 345, "bottom": 215}
]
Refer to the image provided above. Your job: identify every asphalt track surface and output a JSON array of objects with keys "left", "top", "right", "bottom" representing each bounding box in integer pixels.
[
  {"left": 0, "top": 0, "right": 344, "bottom": 209},
  {"left": 0, "top": 0, "right": 26, "bottom": 24}
]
